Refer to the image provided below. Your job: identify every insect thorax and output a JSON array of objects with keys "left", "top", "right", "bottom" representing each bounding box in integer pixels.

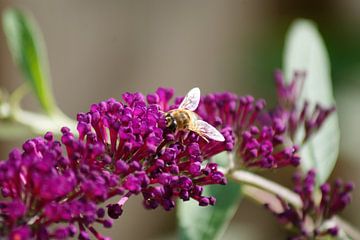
[{"left": 166, "top": 110, "right": 193, "bottom": 131}]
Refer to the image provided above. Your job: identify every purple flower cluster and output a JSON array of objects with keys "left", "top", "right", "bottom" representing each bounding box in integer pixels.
[
  {"left": 193, "top": 91, "right": 300, "bottom": 169},
  {"left": 196, "top": 70, "right": 333, "bottom": 170},
  {"left": 0, "top": 134, "right": 84, "bottom": 239},
  {"left": 0, "top": 88, "right": 233, "bottom": 239},
  {"left": 0, "top": 78, "right": 342, "bottom": 239},
  {"left": 273, "top": 70, "right": 335, "bottom": 142},
  {"left": 266, "top": 170, "right": 354, "bottom": 239}
]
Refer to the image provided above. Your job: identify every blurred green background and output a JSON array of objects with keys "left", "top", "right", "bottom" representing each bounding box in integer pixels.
[{"left": 0, "top": 1, "right": 359, "bottom": 239}]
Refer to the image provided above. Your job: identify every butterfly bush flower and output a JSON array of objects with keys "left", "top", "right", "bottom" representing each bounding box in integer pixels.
[
  {"left": 190, "top": 70, "right": 333, "bottom": 170},
  {"left": 266, "top": 170, "right": 354, "bottom": 239},
  {"left": 272, "top": 70, "right": 335, "bottom": 142},
  {"left": 0, "top": 78, "right": 341, "bottom": 239},
  {"left": 0, "top": 88, "right": 233, "bottom": 239},
  {"left": 0, "top": 134, "right": 81, "bottom": 239}
]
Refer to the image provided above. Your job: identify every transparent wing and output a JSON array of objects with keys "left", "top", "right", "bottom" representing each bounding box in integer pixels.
[
  {"left": 178, "top": 87, "right": 201, "bottom": 111},
  {"left": 195, "top": 120, "right": 225, "bottom": 142}
]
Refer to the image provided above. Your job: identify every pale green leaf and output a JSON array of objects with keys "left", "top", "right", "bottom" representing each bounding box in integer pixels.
[
  {"left": 283, "top": 19, "right": 340, "bottom": 183},
  {"left": 3, "top": 8, "right": 57, "bottom": 115},
  {"left": 178, "top": 179, "right": 242, "bottom": 240}
]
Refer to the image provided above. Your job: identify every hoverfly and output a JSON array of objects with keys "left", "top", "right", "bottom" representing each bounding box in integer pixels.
[{"left": 164, "top": 87, "right": 225, "bottom": 142}]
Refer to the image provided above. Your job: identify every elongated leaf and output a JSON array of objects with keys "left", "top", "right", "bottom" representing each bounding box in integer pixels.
[
  {"left": 178, "top": 178, "right": 242, "bottom": 240},
  {"left": 178, "top": 152, "right": 242, "bottom": 240},
  {"left": 283, "top": 19, "right": 340, "bottom": 183},
  {"left": 3, "top": 8, "right": 57, "bottom": 115}
]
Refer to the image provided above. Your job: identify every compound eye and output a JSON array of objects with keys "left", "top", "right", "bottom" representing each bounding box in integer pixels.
[
  {"left": 165, "top": 116, "right": 172, "bottom": 127},
  {"left": 169, "top": 119, "right": 177, "bottom": 132}
]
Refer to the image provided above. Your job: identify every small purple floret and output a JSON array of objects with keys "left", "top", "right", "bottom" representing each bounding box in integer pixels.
[{"left": 267, "top": 170, "right": 354, "bottom": 238}]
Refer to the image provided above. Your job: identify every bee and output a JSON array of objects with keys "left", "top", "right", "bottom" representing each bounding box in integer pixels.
[{"left": 165, "top": 87, "right": 225, "bottom": 142}]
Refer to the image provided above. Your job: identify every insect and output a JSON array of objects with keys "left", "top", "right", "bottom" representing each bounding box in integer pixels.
[{"left": 165, "top": 87, "right": 225, "bottom": 142}]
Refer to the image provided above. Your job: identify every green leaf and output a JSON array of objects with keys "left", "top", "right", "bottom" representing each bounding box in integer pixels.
[
  {"left": 178, "top": 179, "right": 242, "bottom": 240},
  {"left": 283, "top": 19, "right": 340, "bottom": 183},
  {"left": 2, "top": 8, "right": 57, "bottom": 115},
  {"left": 13, "top": 109, "right": 77, "bottom": 137}
]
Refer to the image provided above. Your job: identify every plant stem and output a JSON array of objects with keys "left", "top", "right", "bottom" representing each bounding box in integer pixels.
[
  {"left": 228, "top": 169, "right": 360, "bottom": 240},
  {"left": 9, "top": 83, "right": 29, "bottom": 115},
  {"left": 0, "top": 84, "right": 78, "bottom": 140},
  {"left": 231, "top": 170, "right": 302, "bottom": 207}
]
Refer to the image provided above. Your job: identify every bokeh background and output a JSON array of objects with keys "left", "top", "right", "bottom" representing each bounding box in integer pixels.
[{"left": 0, "top": 0, "right": 359, "bottom": 239}]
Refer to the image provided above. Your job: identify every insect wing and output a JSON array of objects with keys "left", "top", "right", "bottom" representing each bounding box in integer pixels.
[
  {"left": 196, "top": 120, "right": 225, "bottom": 142},
  {"left": 178, "top": 87, "right": 201, "bottom": 111}
]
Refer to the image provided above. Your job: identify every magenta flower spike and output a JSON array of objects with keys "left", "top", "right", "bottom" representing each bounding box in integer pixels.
[
  {"left": 266, "top": 170, "right": 354, "bottom": 239},
  {"left": 0, "top": 88, "right": 233, "bottom": 239},
  {"left": 0, "top": 82, "right": 347, "bottom": 239},
  {"left": 272, "top": 70, "right": 336, "bottom": 142}
]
